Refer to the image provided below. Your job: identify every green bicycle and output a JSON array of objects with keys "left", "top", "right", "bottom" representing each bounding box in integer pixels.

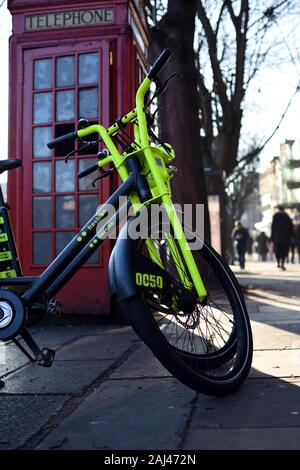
[{"left": 0, "top": 49, "right": 252, "bottom": 396}]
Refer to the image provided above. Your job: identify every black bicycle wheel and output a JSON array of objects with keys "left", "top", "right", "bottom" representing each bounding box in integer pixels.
[{"left": 121, "top": 229, "right": 253, "bottom": 396}]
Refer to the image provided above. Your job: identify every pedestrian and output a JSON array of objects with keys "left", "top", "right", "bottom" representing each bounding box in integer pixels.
[
  {"left": 270, "top": 205, "right": 294, "bottom": 271},
  {"left": 294, "top": 221, "right": 300, "bottom": 263},
  {"left": 256, "top": 231, "right": 269, "bottom": 261},
  {"left": 232, "top": 220, "right": 250, "bottom": 270}
]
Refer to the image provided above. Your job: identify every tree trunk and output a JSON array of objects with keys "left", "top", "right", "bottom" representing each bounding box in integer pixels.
[{"left": 149, "top": 0, "right": 211, "bottom": 241}]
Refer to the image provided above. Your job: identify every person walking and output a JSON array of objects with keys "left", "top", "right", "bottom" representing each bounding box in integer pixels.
[
  {"left": 294, "top": 221, "right": 300, "bottom": 263},
  {"left": 232, "top": 220, "right": 250, "bottom": 270},
  {"left": 256, "top": 231, "right": 269, "bottom": 261},
  {"left": 271, "top": 205, "right": 294, "bottom": 271}
]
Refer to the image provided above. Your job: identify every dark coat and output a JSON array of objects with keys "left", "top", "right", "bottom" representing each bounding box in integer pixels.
[
  {"left": 256, "top": 233, "right": 269, "bottom": 255},
  {"left": 295, "top": 224, "right": 300, "bottom": 247},
  {"left": 233, "top": 227, "right": 249, "bottom": 248},
  {"left": 271, "top": 211, "right": 294, "bottom": 245}
]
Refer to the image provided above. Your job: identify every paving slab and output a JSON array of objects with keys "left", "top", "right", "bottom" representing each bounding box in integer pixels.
[
  {"left": 192, "top": 378, "right": 300, "bottom": 427},
  {"left": 0, "top": 395, "right": 68, "bottom": 450},
  {"left": 0, "top": 360, "right": 114, "bottom": 394},
  {"left": 37, "top": 378, "right": 195, "bottom": 450},
  {"left": 0, "top": 342, "right": 30, "bottom": 378},
  {"left": 250, "top": 349, "right": 300, "bottom": 378},
  {"left": 251, "top": 321, "right": 300, "bottom": 350},
  {"left": 250, "top": 312, "right": 300, "bottom": 325},
  {"left": 183, "top": 427, "right": 300, "bottom": 450},
  {"left": 110, "top": 344, "right": 172, "bottom": 379},
  {"left": 57, "top": 333, "right": 138, "bottom": 361}
]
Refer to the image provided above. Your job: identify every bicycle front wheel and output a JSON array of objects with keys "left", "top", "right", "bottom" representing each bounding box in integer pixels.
[{"left": 121, "top": 231, "right": 253, "bottom": 396}]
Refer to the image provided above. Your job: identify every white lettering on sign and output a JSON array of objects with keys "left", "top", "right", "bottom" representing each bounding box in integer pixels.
[{"left": 25, "top": 8, "right": 114, "bottom": 31}]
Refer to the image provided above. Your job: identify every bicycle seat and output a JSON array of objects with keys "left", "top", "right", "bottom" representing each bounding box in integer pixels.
[{"left": 0, "top": 159, "right": 22, "bottom": 174}]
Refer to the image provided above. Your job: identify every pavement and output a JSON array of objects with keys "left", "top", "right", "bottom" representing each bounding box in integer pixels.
[{"left": 1, "top": 259, "right": 300, "bottom": 450}]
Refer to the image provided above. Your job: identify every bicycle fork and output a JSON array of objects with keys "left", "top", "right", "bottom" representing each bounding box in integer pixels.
[{"left": 146, "top": 196, "right": 207, "bottom": 303}]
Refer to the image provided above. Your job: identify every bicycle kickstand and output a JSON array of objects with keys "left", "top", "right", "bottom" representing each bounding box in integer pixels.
[{"left": 12, "top": 328, "right": 55, "bottom": 367}]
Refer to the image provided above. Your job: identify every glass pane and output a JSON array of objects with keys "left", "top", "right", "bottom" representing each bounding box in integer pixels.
[
  {"left": 79, "top": 88, "right": 98, "bottom": 119},
  {"left": 79, "top": 158, "right": 98, "bottom": 191},
  {"left": 56, "top": 90, "right": 75, "bottom": 122},
  {"left": 55, "top": 160, "right": 75, "bottom": 192},
  {"left": 56, "top": 231, "right": 75, "bottom": 256},
  {"left": 56, "top": 56, "right": 75, "bottom": 87},
  {"left": 33, "top": 196, "right": 52, "bottom": 229},
  {"left": 33, "top": 126, "right": 52, "bottom": 158},
  {"left": 79, "top": 194, "right": 98, "bottom": 226},
  {"left": 34, "top": 59, "right": 52, "bottom": 90},
  {"left": 33, "top": 92, "right": 52, "bottom": 124},
  {"left": 56, "top": 195, "right": 75, "bottom": 228},
  {"left": 33, "top": 161, "right": 52, "bottom": 193},
  {"left": 33, "top": 232, "right": 52, "bottom": 264},
  {"left": 79, "top": 53, "right": 99, "bottom": 84}
]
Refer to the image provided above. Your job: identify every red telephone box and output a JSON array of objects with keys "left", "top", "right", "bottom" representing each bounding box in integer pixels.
[{"left": 7, "top": 0, "right": 148, "bottom": 314}]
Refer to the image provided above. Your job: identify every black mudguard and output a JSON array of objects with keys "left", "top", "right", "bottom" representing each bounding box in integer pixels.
[
  {"left": 108, "top": 218, "right": 188, "bottom": 302},
  {"left": 108, "top": 220, "right": 141, "bottom": 301}
]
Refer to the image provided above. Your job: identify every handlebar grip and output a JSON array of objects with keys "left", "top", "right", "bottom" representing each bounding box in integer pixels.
[
  {"left": 77, "top": 163, "right": 99, "bottom": 179},
  {"left": 47, "top": 131, "right": 78, "bottom": 149},
  {"left": 147, "top": 48, "right": 172, "bottom": 80}
]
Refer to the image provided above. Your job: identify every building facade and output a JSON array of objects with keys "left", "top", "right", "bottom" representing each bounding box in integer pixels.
[
  {"left": 7, "top": 0, "right": 148, "bottom": 313},
  {"left": 258, "top": 139, "right": 300, "bottom": 234}
]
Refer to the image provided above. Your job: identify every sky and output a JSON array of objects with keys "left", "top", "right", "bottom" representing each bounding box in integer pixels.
[{"left": 0, "top": 1, "right": 299, "bottom": 181}]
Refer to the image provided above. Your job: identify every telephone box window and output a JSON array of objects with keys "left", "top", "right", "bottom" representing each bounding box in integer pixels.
[
  {"left": 30, "top": 50, "right": 101, "bottom": 265},
  {"left": 56, "top": 56, "right": 75, "bottom": 87},
  {"left": 34, "top": 59, "right": 52, "bottom": 90},
  {"left": 33, "top": 161, "right": 52, "bottom": 193},
  {"left": 79, "top": 53, "right": 99, "bottom": 84},
  {"left": 56, "top": 232, "right": 75, "bottom": 256},
  {"left": 55, "top": 160, "right": 75, "bottom": 192},
  {"left": 33, "top": 233, "right": 52, "bottom": 265},
  {"left": 79, "top": 88, "right": 98, "bottom": 118},
  {"left": 33, "top": 197, "right": 52, "bottom": 229},
  {"left": 33, "top": 92, "right": 52, "bottom": 124},
  {"left": 79, "top": 158, "right": 99, "bottom": 190},
  {"left": 56, "top": 195, "right": 75, "bottom": 228},
  {"left": 33, "top": 127, "right": 52, "bottom": 158},
  {"left": 56, "top": 90, "right": 75, "bottom": 121},
  {"left": 79, "top": 194, "right": 99, "bottom": 227}
]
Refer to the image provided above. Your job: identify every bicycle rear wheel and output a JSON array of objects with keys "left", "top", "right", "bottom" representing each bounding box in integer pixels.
[{"left": 121, "top": 229, "right": 253, "bottom": 396}]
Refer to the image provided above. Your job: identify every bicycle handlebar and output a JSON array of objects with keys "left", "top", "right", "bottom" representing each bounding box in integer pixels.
[
  {"left": 77, "top": 162, "right": 99, "bottom": 179},
  {"left": 147, "top": 48, "right": 172, "bottom": 80},
  {"left": 47, "top": 131, "right": 77, "bottom": 149}
]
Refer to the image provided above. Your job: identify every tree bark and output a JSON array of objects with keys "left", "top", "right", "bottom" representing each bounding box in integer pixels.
[{"left": 149, "top": 0, "right": 211, "bottom": 241}]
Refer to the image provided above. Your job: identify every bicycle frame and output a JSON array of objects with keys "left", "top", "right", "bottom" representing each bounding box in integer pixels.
[{"left": 1, "top": 55, "right": 208, "bottom": 314}]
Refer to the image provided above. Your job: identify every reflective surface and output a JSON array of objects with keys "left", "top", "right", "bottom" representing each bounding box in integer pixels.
[
  {"left": 33, "top": 232, "right": 52, "bottom": 265},
  {"left": 33, "top": 197, "right": 52, "bottom": 229},
  {"left": 34, "top": 59, "right": 52, "bottom": 90},
  {"left": 33, "top": 161, "right": 52, "bottom": 193},
  {"left": 33, "top": 127, "right": 52, "bottom": 158},
  {"left": 56, "top": 56, "right": 75, "bottom": 87},
  {"left": 55, "top": 160, "right": 75, "bottom": 192},
  {"left": 33, "top": 93, "right": 52, "bottom": 124},
  {"left": 56, "top": 195, "right": 75, "bottom": 228}
]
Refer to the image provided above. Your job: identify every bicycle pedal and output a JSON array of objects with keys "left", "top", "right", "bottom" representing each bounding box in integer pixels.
[
  {"left": 47, "top": 298, "right": 64, "bottom": 317},
  {"left": 38, "top": 348, "right": 55, "bottom": 367}
]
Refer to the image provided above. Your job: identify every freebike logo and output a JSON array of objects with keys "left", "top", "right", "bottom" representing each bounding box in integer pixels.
[{"left": 94, "top": 198, "right": 205, "bottom": 250}]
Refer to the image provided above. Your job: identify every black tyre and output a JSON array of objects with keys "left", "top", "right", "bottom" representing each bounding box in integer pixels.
[{"left": 121, "top": 231, "right": 253, "bottom": 396}]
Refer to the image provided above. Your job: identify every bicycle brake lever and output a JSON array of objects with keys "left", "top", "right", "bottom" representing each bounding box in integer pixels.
[{"left": 92, "top": 168, "right": 114, "bottom": 187}]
